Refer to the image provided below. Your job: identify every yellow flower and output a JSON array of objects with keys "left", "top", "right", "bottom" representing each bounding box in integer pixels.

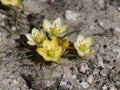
[
  {"left": 74, "top": 34, "right": 94, "bottom": 57},
  {"left": 43, "top": 17, "right": 68, "bottom": 37},
  {"left": 25, "top": 28, "right": 46, "bottom": 46},
  {"left": 62, "top": 40, "right": 70, "bottom": 49},
  {"left": 36, "top": 37, "right": 63, "bottom": 62},
  {"left": 0, "top": 0, "right": 21, "bottom": 6}
]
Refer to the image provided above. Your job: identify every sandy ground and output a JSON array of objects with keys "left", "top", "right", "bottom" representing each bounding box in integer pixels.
[{"left": 0, "top": 0, "right": 120, "bottom": 90}]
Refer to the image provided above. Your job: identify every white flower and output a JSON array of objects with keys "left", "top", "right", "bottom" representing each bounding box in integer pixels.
[
  {"left": 25, "top": 28, "right": 46, "bottom": 46},
  {"left": 43, "top": 17, "right": 68, "bottom": 37},
  {"left": 74, "top": 34, "right": 94, "bottom": 57}
]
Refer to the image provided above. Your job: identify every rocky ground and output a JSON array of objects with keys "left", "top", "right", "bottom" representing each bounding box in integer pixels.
[{"left": 0, "top": 0, "right": 120, "bottom": 90}]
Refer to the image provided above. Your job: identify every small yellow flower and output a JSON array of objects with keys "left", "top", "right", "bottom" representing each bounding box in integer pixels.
[
  {"left": 36, "top": 37, "right": 63, "bottom": 62},
  {"left": 0, "top": 0, "right": 21, "bottom": 6},
  {"left": 74, "top": 34, "right": 94, "bottom": 57},
  {"left": 25, "top": 28, "right": 46, "bottom": 46},
  {"left": 62, "top": 40, "right": 70, "bottom": 49},
  {"left": 43, "top": 17, "right": 68, "bottom": 37}
]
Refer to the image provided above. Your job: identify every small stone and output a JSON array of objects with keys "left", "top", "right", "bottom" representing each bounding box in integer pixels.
[
  {"left": 117, "top": 7, "right": 120, "bottom": 12},
  {"left": 11, "top": 26, "right": 16, "bottom": 31},
  {"left": 80, "top": 64, "right": 89, "bottom": 73},
  {"left": 0, "top": 22, "right": 5, "bottom": 26},
  {"left": 102, "top": 85, "right": 107, "bottom": 90},
  {"left": 80, "top": 82, "right": 89, "bottom": 89},
  {"left": 97, "top": 54, "right": 104, "bottom": 68},
  {"left": 87, "top": 75, "right": 94, "bottom": 84},
  {"left": 109, "top": 86, "right": 117, "bottom": 90},
  {"left": 9, "top": 87, "right": 20, "bottom": 90},
  {"left": 1, "top": 15, "right": 6, "bottom": 19},
  {"left": 100, "top": 68, "right": 107, "bottom": 76},
  {"left": 115, "top": 81, "right": 120, "bottom": 87},
  {"left": 65, "top": 10, "right": 80, "bottom": 21},
  {"left": 115, "top": 27, "right": 120, "bottom": 32},
  {"left": 98, "top": 0, "right": 105, "bottom": 9}
]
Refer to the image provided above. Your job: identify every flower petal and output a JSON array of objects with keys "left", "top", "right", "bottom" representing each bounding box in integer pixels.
[
  {"left": 31, "top": 28, "right": 40, "bottom": 38},
  {"left": 43, "top": 19, "right": 52, "bottom": 34},
  {"left": 55, "top": 46, "right": 62, "bottom": 56},
  {"left": 36, "top": 48, "right": 51, "bottom": 61},
  {"left": 53, "top": 17, "right": 62, "bottom": 29},
  {"left": 1, "top": 0, "right": 10, "bottom": 5},
  {"left": 77, "top": 34, "right": 85, "bottom": 45},
  {"left": 52, "top": 57, "right": 60, "bottom": 62},
  {"left": 85, "top": 36, "right": 94, "bottom": 46},
  {"left": 25, "top": 33, "right": 34, "bottom": 42},
  {"left": 11, "top": 0, "right": 20, "bottom": 6},
  {"left": 27, "top": 41, "right": 36, "bottom": 46},
  {"left": 74, "top": 41, "right": 85, "bottom": 56},
  {"left": 57, "top": 25, "right": 68, "bottom": 37}
]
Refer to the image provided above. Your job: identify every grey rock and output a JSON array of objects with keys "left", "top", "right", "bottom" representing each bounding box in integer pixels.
[
  {"left": 87, "top": 75, "right": 94, "bottom": 84},
  {"left": 80, "top": 82, "right": 89, "bottom": 89},
  {"left": 115, "top": 81, "right": 120, "bottom": 87},
  {"left": 80, "top": 64, "right": 89, "bottom": 73},
  {"left": 102, "top": 85, "right": 107, "bottom": 90},
  {"left": 65, "top": 10, "right": 80, "bottom": 21}
]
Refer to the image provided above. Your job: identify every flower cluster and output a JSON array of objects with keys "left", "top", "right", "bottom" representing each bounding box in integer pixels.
[
  {"left": 0, "top": 0, "right": 21, "bottom": 6},
  {"left": 25, "top": 17, "right": 94, "bottom": 62}
]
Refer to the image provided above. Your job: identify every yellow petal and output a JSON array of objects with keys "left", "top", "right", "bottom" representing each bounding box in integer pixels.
[
  {"left": 55, "top": 46, "right": 63, "bottom": 57},
  {"left": 11, "top": 0, "right": 20, "bottom": 6},
  {"left": 74, "top": 41, "right": 85, "bottom": 56},
  {"left": 77, "top": 34, "right": 85, "bottom": 45},
  {"left": 51, "top": 57, "right": 60, "bottom": 62},
  {"left": 40, "top": 29, "right": 46, "bottom": 40},
  {"left": 1, "top": 0, "right": 20, "bottom": 6},
  {"left": 58, "top": 25, "right": 68, "bottom": 37},
  {"left": 36, "top": 48, "right": 51, "bottom": 62},
  {"left": 43, "top": 19, "right": 52, "bottom": 34},
  {"left": 43, "top": 39, "right": 52, "bottom": 50},
  {"left": 85, "top": 36, "right": 94, "bottom": 47},
  {"left": 51, "top": 36, "right": 58, "bottom": 48},
  {"left": 1, "top": 0, "right": 11, "bottom": 5}
]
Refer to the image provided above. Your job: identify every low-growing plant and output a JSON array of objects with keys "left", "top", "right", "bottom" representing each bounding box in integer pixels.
[{"left": 25, "top": 17, "right": 95, "bottom": 63}]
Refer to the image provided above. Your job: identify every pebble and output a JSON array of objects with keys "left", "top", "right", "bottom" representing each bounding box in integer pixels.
[
  {"left": 102, "top": 85, "right": 107, "bottom": 90},
  {"left": 97, "top": 54, "right": 104, "bottom": 68},
  {"left": 80, "top": 82, "right": 89, "bottom": 89},
  {"left": 9, "top": 87, "right": 20, "bottom": 90},
  {"left": 109, "top": 86, "right": 117, "bottom": 90},
  {"left": 65, "top": 10, "right": 80, "bottom": 21},
  {"left": 79, "top": 64, "right": 89, "bottom": 73},
  {"left": 115, "top": 27, "right": 120, "bottom": 33},
  {"left": 60, "top": 80, "right": 73, "bottom": 90},
  {"left": 117, "top": 7, "right": 120, "bottom": 12},
  {"left": 0, "top": 21, "right": 5, "bottom": 26},
  {"left": 1, "top": 15, "right": 6, "bottom": 19},
  {"left": 11, "top": 26, "right": 16, "bottom": 31},
  {"left": 87, "top": 75, "right": 94, "bottom": 84},
  {"left": 100, "top": 68, "right": 107, "bottom": 76},
  {"left": 98, "top": 0, "right": 105, "bottom": 9},
  {"left": 115, "top": 81, "right": 120, "bottom": 87}
]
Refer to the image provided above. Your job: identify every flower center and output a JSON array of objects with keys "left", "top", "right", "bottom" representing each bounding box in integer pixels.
[
  {"left": 51, "top": 27, "right": 57, "bottom": 35},
  {"left": 79, "top": 44, "right": 87, "bottom": 51},
  {"left": 35, "top": 36, "right": 41, "bottom": 43},
  {"left": 62, "top": 40, "right": 69, "bottom": 48},
  {"left": 47, "top": 49, "right": 54, "bottom": 56}
]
